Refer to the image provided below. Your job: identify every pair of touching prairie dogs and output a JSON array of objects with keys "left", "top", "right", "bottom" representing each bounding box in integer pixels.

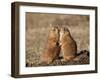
[{"left": 40, "top": 26, "right": 77, "bottom": 64}]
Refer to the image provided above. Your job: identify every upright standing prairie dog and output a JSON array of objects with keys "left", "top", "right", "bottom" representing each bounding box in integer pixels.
[
  {"left": 60, "top": 27, "right": 77, "bottom": 62},
  {"left": 40, "top": 26, "right": 60, "bottom": 64}
]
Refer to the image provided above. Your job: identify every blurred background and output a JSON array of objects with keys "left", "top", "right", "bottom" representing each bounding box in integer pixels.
[{"left": 25, "top": 12, "right": 89, "bottom": 67}]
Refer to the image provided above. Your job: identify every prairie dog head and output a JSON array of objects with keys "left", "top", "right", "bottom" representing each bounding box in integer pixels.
[
  {"left": 49, "top": 25, "right": 60, "bottom": 42},
  {"left": 50, "top": 26, "right": 59, "bottom": 34},
  {"left": 60, "top": 27, "right": 70, "bottom": 45}
]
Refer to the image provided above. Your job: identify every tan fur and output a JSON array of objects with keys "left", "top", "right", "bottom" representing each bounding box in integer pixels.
[
  {"left": 40, "top": 26, "right": 60, "bottom": 64},
  {"left": 60, "top": 27, "right": 77, "bottom": 62}
]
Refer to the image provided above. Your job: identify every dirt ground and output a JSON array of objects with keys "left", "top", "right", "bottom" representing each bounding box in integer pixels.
[{"left": 25, "top": 12, "right": 89, "bottom": 67}]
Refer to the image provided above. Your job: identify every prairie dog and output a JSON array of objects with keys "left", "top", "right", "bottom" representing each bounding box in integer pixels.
[
  {"left": 60, "top": 27, "right": 77, "bottom": 62},
  {"left": 40, "top": 26, "right": 60, "bottom": 64}
]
